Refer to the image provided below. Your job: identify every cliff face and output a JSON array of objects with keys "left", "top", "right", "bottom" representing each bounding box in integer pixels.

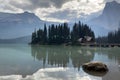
[
  {"left": 92, "top": 1, "right": 120, "bottom": 29},
  {"left": 87, "top": 1, "right": 120, "bottom": 37}
]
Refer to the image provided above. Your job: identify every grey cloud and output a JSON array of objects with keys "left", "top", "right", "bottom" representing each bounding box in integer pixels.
[
  {"left": 28, "top": 0, "right": 51, "bottom": 8},
  {"left": 9, "top": 1, "right": 32, "bottom": 11},
  {"left": 29, "top": 0, "right": 71, "bottom": 8},
  {"left": 50, "top": 0, "right": 71, "bottom": 8},
  {"left": 8, "top": 0, "right": 72, "bottom": 11},
  {"left": 29, "top": 0, "right": 72, "bottom": 8},
  {"left": 3, "top": 0, "right": 120, "bottom": 12},
  {"left": 104, "top": 0, "right": 120, "bottom": 3},
  {"left": 45, "top": 9, "right": 77, "bottom": 20},
  {"left": 8, "top": 0, "right": 120, "bottom": 13},
  {"left": 2, "top": 5, "right": 17, "bottom": 12}
]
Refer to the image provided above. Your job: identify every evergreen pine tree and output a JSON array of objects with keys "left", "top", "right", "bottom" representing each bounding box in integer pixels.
[
  {"left": 43, "top": 23, "right": 47, "bottom": 44},
  {"left": 31, "top": 29, "right": 37, "bottom": 44}
]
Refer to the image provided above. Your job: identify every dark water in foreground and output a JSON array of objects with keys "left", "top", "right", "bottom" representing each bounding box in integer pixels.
[{"left": 0, "top": 44, "right": 120, "bottom": 80}]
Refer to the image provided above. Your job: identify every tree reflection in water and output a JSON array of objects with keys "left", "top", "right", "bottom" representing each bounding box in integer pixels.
[{"left": 31, "top": 45, "right": 95, "bottom": 70}]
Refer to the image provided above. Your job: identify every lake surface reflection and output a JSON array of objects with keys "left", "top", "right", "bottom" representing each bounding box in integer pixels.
[
  {"left": 31, "top": 45, "right": 94, "bottom": 70},
  {"left": 0, "top": 44, "right": 120, "bottom": 80}
]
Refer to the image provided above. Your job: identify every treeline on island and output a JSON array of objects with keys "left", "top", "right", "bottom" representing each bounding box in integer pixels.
[
  {"left": 96, "top": 28, "right": 120, "bottom": 44},
  {"left": 31, "top": 21, "right": 95, "bottom": 45}
]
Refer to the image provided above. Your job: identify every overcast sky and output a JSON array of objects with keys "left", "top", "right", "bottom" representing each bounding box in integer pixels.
[{"left": 0, "top": 0, "right": 119, "bottom": 22}]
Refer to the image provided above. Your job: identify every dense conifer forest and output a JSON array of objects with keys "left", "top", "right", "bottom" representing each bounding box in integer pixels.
[
  {"left": 96, "top": 28, "right": 120, "bottom": 44},
  {"left": 31, "top": 21, "right": 95, "bottom": 45}
]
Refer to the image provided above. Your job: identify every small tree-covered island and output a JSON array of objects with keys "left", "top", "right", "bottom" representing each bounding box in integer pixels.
[{"left": 31, "top": 21, "right": 95, "bottom": 45}]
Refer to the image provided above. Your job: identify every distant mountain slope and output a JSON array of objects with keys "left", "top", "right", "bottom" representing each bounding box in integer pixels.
[
  {"left": 0, "top": 11, "right": 44, "bottom": 39},
  {"left": 87, "top": 1, "right": 120, "bottom": 37},
  {"left": 0, "top": 36, "right": 31, "bottom": 44}
]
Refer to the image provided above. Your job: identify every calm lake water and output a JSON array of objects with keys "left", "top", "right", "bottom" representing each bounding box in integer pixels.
[{"left": 0, "top": 44, "right": 120, "bottom": 80}]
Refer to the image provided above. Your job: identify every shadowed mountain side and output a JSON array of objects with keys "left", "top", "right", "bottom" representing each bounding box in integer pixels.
[
  {"left": 0, "top": 12, "right": 43, "bottom": 39},
  {"left": 0, "top": 11, "right": 59, "bottom": 39}
]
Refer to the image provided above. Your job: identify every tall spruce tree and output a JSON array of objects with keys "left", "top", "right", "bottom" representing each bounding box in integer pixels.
[
  {"left": 31, "top": 29, "right": 37, "bottom": 44},
  {"left": 43, "top": 23, "right": 47, "bottom": 44},
  {"left": 107, "top": 28, "right": 120, "bottom": 44},
  {"left": 37, "top": 29, "right": 44, "bottom": 44}
]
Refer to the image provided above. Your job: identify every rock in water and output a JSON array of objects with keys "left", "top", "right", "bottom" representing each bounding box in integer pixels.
[{"left": 82, "top": 62, "right": 108, "bottom": 76}]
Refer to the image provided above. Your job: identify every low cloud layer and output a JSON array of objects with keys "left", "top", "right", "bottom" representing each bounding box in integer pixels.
[{"left": 0, "top": 0, "right": 119, "bottom": 22}]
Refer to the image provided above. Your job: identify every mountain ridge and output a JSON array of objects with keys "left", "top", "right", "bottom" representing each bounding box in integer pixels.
[
  {"left": 87, "top": 1, "right": 120, "bottom": 37},
  {"left": 0, "top": 11, "right": 45, "bottom": 39},
  {"left": 0, "top": 35, "right": 31, "bottom": 44},
  {"left": 89, "top": 1, "right": 120, "bottom": 30}
]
